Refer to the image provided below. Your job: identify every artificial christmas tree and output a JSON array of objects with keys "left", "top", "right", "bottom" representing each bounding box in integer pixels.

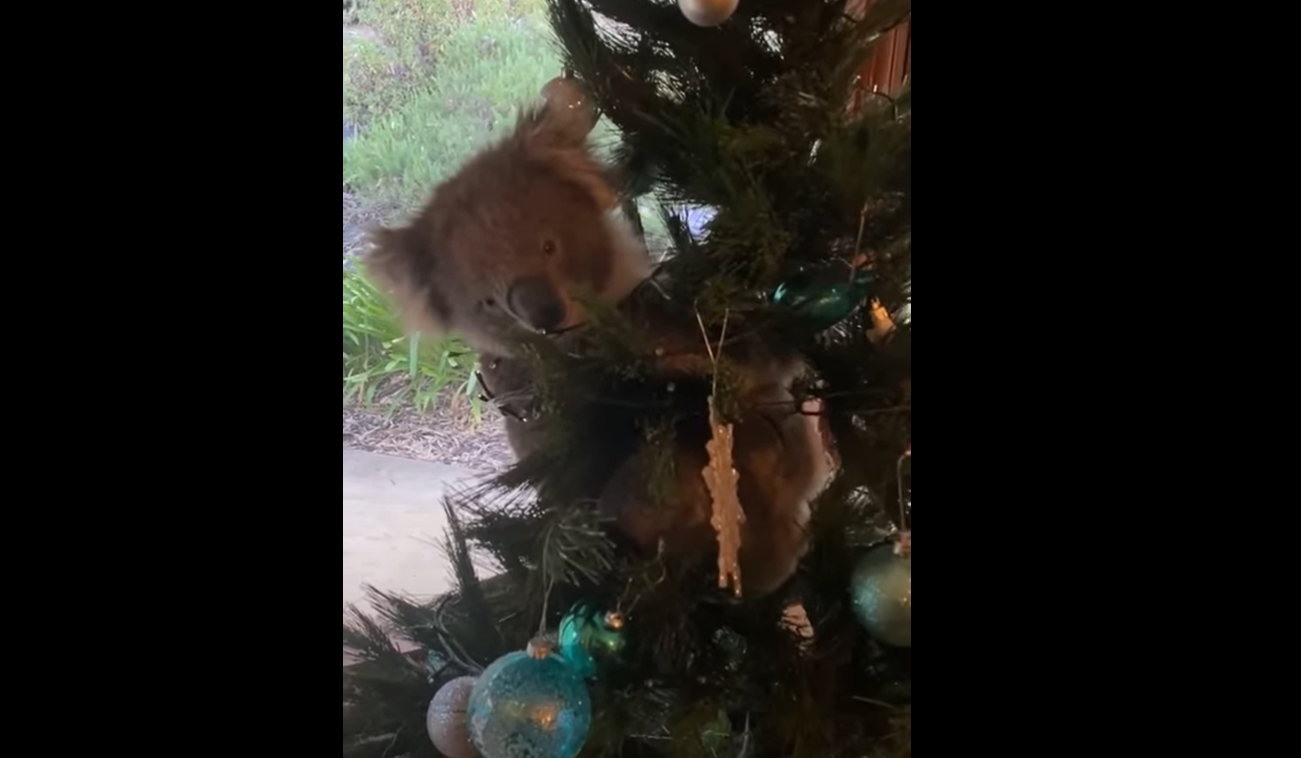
[{"left": 344, "top": 0, "right": 912, "bottom": 756}]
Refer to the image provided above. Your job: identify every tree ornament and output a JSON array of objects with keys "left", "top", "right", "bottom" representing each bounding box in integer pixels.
[
  {"left": 540, "top": 72, "right": 598, "bottom": 141},
  {"left": 771, "top": 264, "right": 876, "bottom": 332},
  {"left": 677, "top": 0, "right": 739, "bottom": 27},
  {"left": 426, "top": 676, "right": 478, "bottom": 758},
  {"left": 702, "top": 402, "right": 744, "bottom": 596},
  {"left": 850, "top": 540, "right": 911, "bottom": 647},
  {"left": 867, "top": 297, "right": 897, "bottom": 344},
  {"left": 557, "top": 603, "right": 628, "bottom": 678},
  {"left": 697, "top": 310, "right": 744, "bottom": 596},
  {"left": 467, "top": 638, "right": 592, "bottom": 758}
]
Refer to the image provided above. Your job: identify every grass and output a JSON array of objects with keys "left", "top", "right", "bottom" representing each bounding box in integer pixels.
[
  {"left": 343, "top": 267, "right": 483, "bottom": 420},
  {"left": 344, "top": 0, "right": 562, "bottom": 209}
]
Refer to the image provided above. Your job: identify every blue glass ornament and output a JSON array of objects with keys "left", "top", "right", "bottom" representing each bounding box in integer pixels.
[
  {"left": 467, "top": 640, "right": 592, "bottom": 758},
  {"left": 850, "top": 543, "right": 912, "bottom": 647},
  {"left": 771, "top": 265, "right": 876, "bottom": 332},
  {"left": 557, "top": 604, "right": 627, "bottom": 678}
]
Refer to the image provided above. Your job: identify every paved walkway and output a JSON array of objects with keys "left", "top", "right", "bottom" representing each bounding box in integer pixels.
[{"left": 343, "top": 447, "right": 481, "bottom": 615}]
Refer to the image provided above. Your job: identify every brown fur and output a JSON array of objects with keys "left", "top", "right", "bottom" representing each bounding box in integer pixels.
[
  {"left": 365, "top": 105, "right": 651, "bottom": 357},
  {"left": 365, "top": 102, "right": 831, "bottom": 597},
  {"left": 597, "top": 385, "right": 827, "bottom": 594}
]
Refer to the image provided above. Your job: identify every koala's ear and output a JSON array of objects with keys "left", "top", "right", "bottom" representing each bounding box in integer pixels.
[
  {"left": 514, "top": 104, "right": 618, "bottom": 212},
  {"left": 363, "top": 225, "right": 415, "bottom": 293},
  {"left": 363, "top": 224, "right": 451, "bottom": 336}
]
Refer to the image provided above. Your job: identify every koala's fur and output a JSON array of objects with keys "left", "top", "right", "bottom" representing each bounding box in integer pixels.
[
  {"left": 366, "top": 106, "right": 652, "bottom": 356},
  {"left": 366, "top": 105, "right": 831, "bottom": 596}
]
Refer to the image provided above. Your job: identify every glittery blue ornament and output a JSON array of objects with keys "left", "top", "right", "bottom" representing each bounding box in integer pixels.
[
  {"left": 850, "top": 543, "right": 911, "bottom": 647},
  {"left": 771, "top": 265, "right": 876, "bottom": 332},
  {"left": 467, "top": 640, "right": 592, "bottom": 758},
  {"left": 557, "top": 603, "right": 627, "bottom": 678}
]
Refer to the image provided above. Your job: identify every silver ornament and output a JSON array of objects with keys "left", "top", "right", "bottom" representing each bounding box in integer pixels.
[
  {"left": 427, "top": 675, "right": 478, "bottom": 758},
  {"left": 849, "top": 543, "right": 911, "bottom": 647},
  {"left": 540, "top": 76, "right": 598, "bottom": 141},
  {"left": 678, "top": 0, "right": 739, "bottom": 27}
]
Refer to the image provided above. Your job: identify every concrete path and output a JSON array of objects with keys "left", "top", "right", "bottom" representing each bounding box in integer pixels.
[{"left": 343, "top": 447, "right": 482, "bottom": 614}]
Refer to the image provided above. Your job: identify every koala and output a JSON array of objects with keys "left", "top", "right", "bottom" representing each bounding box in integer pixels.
[
  {"left": 365, "top": 105, "right": 652, "bottom": 358},
  {"left": 365, "top": 104, "right": 831, "bottom": 596}
]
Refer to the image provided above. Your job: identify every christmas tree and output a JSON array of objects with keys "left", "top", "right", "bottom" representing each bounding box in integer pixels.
[{"left": 344, "top": 1, "right": 912, "bottom": 756}]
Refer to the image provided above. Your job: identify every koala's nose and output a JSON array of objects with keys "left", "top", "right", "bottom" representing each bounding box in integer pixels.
[{"left": 506, "top": 277, "right": 566, "bottom": 334}]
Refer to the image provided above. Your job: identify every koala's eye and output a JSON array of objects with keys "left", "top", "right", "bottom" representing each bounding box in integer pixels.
[
  {"left": 542, "top": 239, "right": 556, "bottom": 256},
  {"left": 482, "top": 298, "right": 497, "bottom": 309}
]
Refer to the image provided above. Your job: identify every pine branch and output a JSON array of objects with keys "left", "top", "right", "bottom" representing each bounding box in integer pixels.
[
  {"left": 343, "top": 602, "right": 421, "bottom": 676},
  {"left": 537, "top": 500, "right": 617, "bottom": 587},
  {"left": 442, "top": 497, "right": 501, "bottom": 655}
]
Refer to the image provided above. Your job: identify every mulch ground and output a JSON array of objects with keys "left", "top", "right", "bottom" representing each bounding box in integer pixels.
[{"left": 343, "top": 400, "right": 514, "bottom": 472}]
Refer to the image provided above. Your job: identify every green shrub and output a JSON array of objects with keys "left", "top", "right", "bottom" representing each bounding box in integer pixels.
[
  {"left": 343, "top": 267, "right": 481, "bottom": 419},
  {"left": 344, "top": 10, "right": 562, "bottom": 208},
  {"left": 344, "top": 0, "right": 458, "bottom": 127},
  {"left": 344, "top": 0, "right": 364, "bottom": 25}
]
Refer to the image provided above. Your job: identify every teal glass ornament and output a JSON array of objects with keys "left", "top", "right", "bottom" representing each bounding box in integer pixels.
[
  {"left": 850, "top": 543, "right": 912, "bottom": 647},
  {"left": 771, "top": 265, "right": 876, "bottom": 332},
  {"left": 557, "top": 603, "right": 627, "bottom": 678},
  {"left": 467, "top": 640, "right": 592, "bottom": 758}
]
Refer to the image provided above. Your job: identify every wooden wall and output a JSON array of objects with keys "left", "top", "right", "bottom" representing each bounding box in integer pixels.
[{"left": 848, "top": 0, "right": 911, "bottom": 95}]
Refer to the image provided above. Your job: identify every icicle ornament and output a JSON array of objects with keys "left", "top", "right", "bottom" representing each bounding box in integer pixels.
[
  {"left": 696, "top": 309, "right": 744, "bottom": 596},
  {"left": 702, "top": 401, "right": 744, "bottom": 596}
]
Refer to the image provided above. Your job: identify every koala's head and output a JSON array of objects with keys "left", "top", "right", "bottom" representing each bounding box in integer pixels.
[{"left": 364, "top": 105, "right": 651, "bottom": 356}]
